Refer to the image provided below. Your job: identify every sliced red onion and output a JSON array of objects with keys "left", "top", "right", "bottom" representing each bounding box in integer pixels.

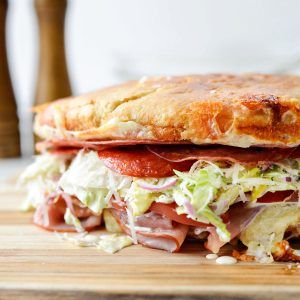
[
  {"left": 46, "top": 190, "right": 77, "bottom": 216},
  {"left": 182, "top": 198, "right": 196, "bottom": 218},
  {"left": 45, "top": 191, "right": 60, "bottom": 203},
  {"left": 60, "top": 192, "right": 76, "bottom": 215},
  {"left": 194, "top": 227, "right": 208, "bottom": 235},
  {"left": 126, "top": 207, "right": 138, "bottom": 244},
  {"left": 34, "top": 203, "right": 50, "bottom": 228},
  {"left": 136, "top": 177, "right": 178, "bottom": 192}
]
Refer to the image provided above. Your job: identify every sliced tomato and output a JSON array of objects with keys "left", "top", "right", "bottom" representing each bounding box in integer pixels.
[
  {"left": 149, "top": 202, "right": 209, "bottom": 227},
  {"left": 257, "top": 190, "right": 294, "bottom": 203},
  {"left": 112, "top": 200, "right": 228, "bottom": 227},
  {"left": 98, "top": 146, "right": 194, "bottom": 178}
]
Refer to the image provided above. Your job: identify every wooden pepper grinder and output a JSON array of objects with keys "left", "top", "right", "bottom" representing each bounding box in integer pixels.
[
  {"left": 34, "top": 0, "right": 72, "bottom": 106},
  {"left": 0, "top": 0, "right": 21, "bottom": 157}
]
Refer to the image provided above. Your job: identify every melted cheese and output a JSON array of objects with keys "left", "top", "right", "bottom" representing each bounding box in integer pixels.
[{"left": 240, "top": 203, "right": 300, "bottom": 263}]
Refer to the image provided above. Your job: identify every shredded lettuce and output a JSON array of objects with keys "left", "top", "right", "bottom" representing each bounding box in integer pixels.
[
  {"left": 173, "top": 167, "right": 230, "bottom": 240},
  {"left": 64, "top": 208, "right": 84, "bottom": 232},
  {"left": 97, "top": 234, "right": 133, "bottom": 254},
  {"left": 126, "top": 179, "right": 176, "bottom": 216},
  {"left": 126, "top": 183, "right": 158, "bottom": 216},
  {"left": 58, "top": 151, "right": 132, "bottom": 214},
  {"left": 19, "top": 153, "right": 67, "bottom": 210},
  {"left": 214, "top": 186, "right": 239, "bottom": 215},
  {"left": 103, "top": 209, "right": 122, "bottom": 233},
  {"left": 21, "top": 150, "right": 300, "bottom": 249},
  {"left": 19, "top": 153, "right": 67, "bottom": 183},
  {"left": 56, "top": 232, "right": 132, "bottom": 254},
  {"left": 166, "top": 160, "right": 300, "bottom": 242}
]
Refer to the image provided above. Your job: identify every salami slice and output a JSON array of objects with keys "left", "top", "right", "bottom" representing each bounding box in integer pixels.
[
  {"left": 147, "top": 145, "right": 298, "bottom": 164},
  {"left": 36, "top": 139, "right": 190, "bottom": 153},
  {"left": 97, "top": 146, "right": 194, "bottom": 177}
]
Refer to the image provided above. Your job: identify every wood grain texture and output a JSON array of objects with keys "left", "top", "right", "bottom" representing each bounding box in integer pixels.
[
  {"left": 34, "top": 0, "right": 71, "bottom": 105},
  {"left": 0, "top": 189, "right": 300, "bottom": 299},
  {"left": 0, "top": 0, "right": 20, "bottom": 158}
]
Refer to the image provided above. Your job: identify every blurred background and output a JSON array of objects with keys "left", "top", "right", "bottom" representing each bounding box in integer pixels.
[{"left": 2, "top": 0, "right": 300, "bottom": 162}]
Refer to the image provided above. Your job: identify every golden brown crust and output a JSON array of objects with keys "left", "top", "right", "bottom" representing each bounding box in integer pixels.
[{"left": 34, "top": 73, "right": 300, "bottom": 148}]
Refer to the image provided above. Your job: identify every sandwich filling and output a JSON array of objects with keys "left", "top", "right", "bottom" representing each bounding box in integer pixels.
[{"left": 20, "top": 143, "right": 300, "bottom": 263}]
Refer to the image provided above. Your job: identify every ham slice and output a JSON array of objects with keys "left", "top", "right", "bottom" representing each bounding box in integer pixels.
[
  {"left": 135, "top": 212, "right": 174, "bottom": 230},
  {"left": 33, "top": 193, "right": 101, "bottom": 232},
  {"left": 110, "top": 209, "right": 188, "bottom": 252},
  {"left": 205, "top": 203, "right": 265, "bottom": 253},
  {"left": 147, "top": 145, "right": 299, "bottom": 164},
  {"left": 81, "top": 215, "right": 102, "bottom": 229},
  {"left": 135, "top": 234, "right": 182, "bottom": 252}
]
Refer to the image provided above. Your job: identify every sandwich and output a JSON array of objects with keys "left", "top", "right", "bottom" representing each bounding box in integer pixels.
[{"left": 21, "top": 73, "right": 300, "bottom": 262}]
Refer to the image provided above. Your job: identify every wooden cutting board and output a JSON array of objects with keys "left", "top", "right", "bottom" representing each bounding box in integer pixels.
[{"left": 1, "top": 188, "right": 300, "bottom": 300}]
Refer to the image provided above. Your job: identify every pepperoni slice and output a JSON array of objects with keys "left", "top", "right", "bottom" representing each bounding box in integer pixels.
[{"left": 98, "top": 146, "right": 195, "bottom": 177}]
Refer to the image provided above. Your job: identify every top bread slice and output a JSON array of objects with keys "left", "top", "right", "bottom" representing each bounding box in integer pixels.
[{"left": 34, "top": 73, "right": 300, "bottom": 148}]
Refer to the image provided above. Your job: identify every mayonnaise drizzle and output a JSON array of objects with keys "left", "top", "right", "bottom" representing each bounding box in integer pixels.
[
  {"left": 206, "top": 254, "right": 218, "bottom": 260},
  {"left": 215, "top": 256, "right": 237, "bottom": 265}
]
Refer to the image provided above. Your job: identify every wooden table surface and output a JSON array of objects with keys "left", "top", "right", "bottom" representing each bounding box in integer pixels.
[{"left": 1, "top": 188, "right": 300, "bottom": 300}]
